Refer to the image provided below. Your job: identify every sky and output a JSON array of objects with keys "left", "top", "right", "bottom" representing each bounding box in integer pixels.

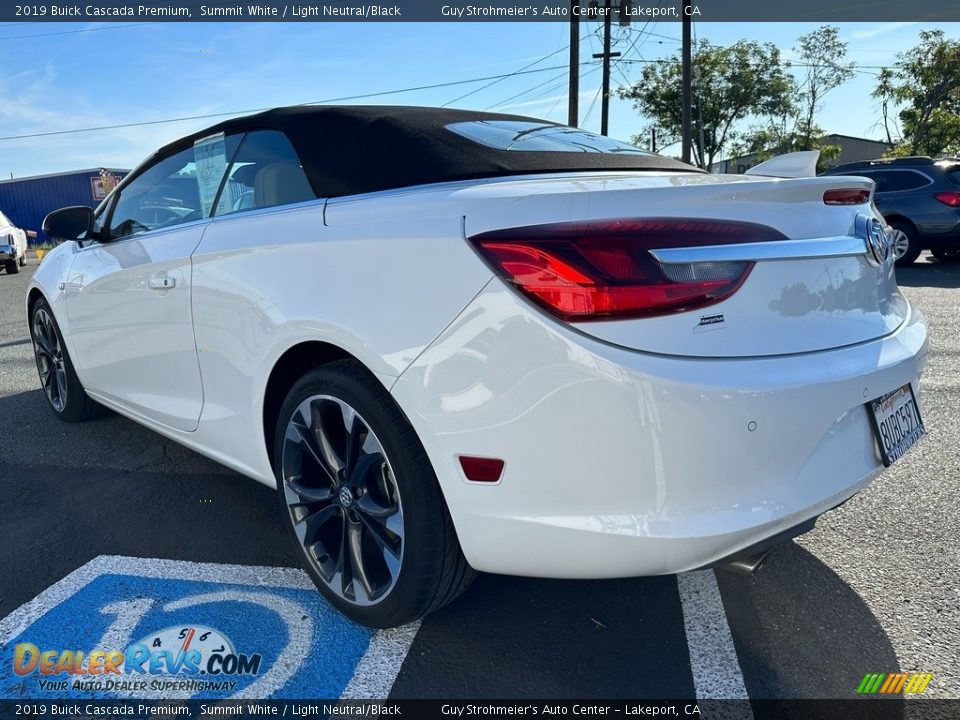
[{"left": 0, "top": 20, "right": 955, "bottom": 178}]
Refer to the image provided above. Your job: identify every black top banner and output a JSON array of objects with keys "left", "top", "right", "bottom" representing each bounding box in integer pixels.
[{"left": 4, "top": 0, "right": 958, "bottom": 22}]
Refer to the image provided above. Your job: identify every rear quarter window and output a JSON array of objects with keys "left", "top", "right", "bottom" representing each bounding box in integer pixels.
[{"left": 886, "top": 170, "right": 932, "bottom": 191}]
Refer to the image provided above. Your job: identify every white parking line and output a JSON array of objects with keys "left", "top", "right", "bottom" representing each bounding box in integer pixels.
[
  {"left": 676, "top": 570, "right": 753, "bottom": 710},
  {"left": 340, "top": 622, "right": 420, "bottom": 699}
]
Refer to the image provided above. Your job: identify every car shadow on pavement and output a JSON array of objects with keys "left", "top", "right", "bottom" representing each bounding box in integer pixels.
[
  {"left": 393, "top": 540, "right": 902, "bottom": 703},
  {"left": 716, "top": 540, "right": 902, "bottom": 705},
  {"left": 896, "top": 258, "right": 960, "bottom": 288}
]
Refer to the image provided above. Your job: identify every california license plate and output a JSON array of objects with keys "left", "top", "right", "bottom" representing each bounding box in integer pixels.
[{"left": 868, "top": 383, "right": 925, "bottom": 466}]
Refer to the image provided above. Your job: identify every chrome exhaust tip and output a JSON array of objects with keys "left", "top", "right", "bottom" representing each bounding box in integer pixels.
[{"left": 721, "top": 549, "right": 772, "bottom": 576}]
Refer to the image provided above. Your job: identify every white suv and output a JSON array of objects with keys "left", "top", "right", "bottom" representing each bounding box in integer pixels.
[{"left": 0, "top": 210, "right": 27, "bottom": 274}]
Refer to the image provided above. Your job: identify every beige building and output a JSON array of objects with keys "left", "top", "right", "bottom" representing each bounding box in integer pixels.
[{"left": 710, "top": 134, "right": 892, "bottom": 174}]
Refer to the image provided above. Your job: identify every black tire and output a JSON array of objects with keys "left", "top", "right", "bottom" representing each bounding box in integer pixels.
[
  {"left": 930, "top": 247, "right": 960, "bottom": 263},
  {"left": 19, "top": 255, "right": 26, "bottom": 267},
  {"left": 29, "top": 297, "right": 106, "bottom": 422},
  {"left": 272, "top": 360, "right": 475, "bottom": 628},
  {"left": 5, "top": 259, "right": 18, "bottom": 274},
  {"left": 889, "top": 220, "right": 922, "bottom": 267}
]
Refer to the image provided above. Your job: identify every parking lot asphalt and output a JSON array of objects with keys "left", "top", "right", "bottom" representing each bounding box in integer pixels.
[{"left": 0, "top": 255, "right": 957, "bottom": 701}]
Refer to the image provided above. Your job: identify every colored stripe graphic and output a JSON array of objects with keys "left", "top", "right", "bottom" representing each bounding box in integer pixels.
[
  {"left": 906, "top": 674, "right": 933, "bottom": 694},
  {"left": 880, "top": 673, "right": 906, "bottom": 693},
  {"left": 857, "top": 673, "right": 885, "bottom": 694},
  {"left": 857, "top": 672, "right": 933, "bottom": 694}
]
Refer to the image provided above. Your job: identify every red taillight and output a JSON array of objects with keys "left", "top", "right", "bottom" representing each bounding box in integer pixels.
[
  {"left": 934, "top": 191, "right": 960, "bottom": 207},
  {"left": 469, "top": 219, "right": 785, "bottom": 320},
  {"left": 824, "top": 188, "right": 870, "bottom": 205},
  {"left": 458, "top": 456, "right": 504, "bottom": 483}
]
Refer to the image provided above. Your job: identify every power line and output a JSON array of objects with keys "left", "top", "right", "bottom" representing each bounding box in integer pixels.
[
  {"left": 618, "top": 58, "right": 906, "bottom": 72},
  {"left": 442, "top": 43, "right": 573, "bottom": 108},
  {"left": 490, "top": 64, "right": 603, "bottom": 117},
  {"left": 622, "top": 0, "right": 664, "bottom": 60},
  {"left": 0, "top": 23, "right": 151, "bottom": 42},
  {"left": 611, "top": 0, "right": 664, "bottom": 94},
  {"left": 486, "top": 31, "right": 594, "bottom": 112},
  {"left": 486, "top": 69, "right": 570, "bottom": 110},
  {"left": 583, "top": 84, "right": 604, "bottom": 127},
  {"left": 0, "top": 63, "right": 597, "bottom": 143}
]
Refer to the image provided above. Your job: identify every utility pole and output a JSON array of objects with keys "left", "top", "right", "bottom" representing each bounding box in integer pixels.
[
  {"left": 592, "top": 0, "right": 620, "bottom": 136},
  {"left": 681, "top": 0, "right": 692, "bottom": 164},
  {"left": 568, "top": 0, "right": 579, "bottom": 127},
  {"left": 650, "top": 127, "right": 657, "bottom": 153}
]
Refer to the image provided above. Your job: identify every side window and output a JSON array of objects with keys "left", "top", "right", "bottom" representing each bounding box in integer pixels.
[
  {"left": 107, "top": 135, "right": 240, "bottom": 240},
  {"left": 215, "top": 130, "right": 316, "bottom": 217},
  {"left": 885, "top": 171, "right": 929, "bottom": 192},
  {"left": 866, "top": 171, "right": 894, "bottom": 194}
]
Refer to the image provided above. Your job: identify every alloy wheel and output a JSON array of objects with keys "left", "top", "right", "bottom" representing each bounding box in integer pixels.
[
  {"left": 890, "top": 229, "right": 911, "bottom": 260},
  {"left": 281, "top": 395, "right": 404, "bottom": 606},
  {"left": 32, "top": 307, "right": 67, "bottom": 412}
]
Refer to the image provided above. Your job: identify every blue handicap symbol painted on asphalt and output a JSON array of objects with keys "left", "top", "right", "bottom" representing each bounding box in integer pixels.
[{"left": 0, "top": 558, "right": 408, "bottom": 700}]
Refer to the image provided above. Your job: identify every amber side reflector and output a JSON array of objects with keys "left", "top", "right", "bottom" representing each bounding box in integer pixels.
[
  {"left": 458, "top": 456, "right": 505, "bottom": 483},
  {"left": 823, "top": 189, "right": 870, "bottom": 205}
]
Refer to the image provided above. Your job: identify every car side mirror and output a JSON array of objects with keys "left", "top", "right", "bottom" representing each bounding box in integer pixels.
[{"left": 43, "top": 206, "right": 95, "bottom": 242}]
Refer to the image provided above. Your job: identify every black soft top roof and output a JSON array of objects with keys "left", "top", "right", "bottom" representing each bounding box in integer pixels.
[{"left": 157, "top": 105, "right": 701, "bottom": 198}]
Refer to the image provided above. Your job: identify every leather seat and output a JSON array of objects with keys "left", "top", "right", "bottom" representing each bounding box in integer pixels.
[{"left": 252, "top": 163, "right": 314, "bottom": 208}]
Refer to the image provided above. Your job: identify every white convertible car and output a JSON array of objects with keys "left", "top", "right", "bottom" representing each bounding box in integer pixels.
[{"left": 30, "top": 106, "right": 927, "bottom": 627}]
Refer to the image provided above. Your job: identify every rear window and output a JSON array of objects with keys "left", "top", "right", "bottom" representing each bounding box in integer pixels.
[
  {"left": 446, "top": 120, "right": 652, "bottom": 155},
  {"left": 944, "top": 168, "right": 960, "bottom": 186}
]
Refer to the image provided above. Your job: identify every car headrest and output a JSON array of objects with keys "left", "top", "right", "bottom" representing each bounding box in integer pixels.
[{"left": 253, "top": 163, "right": 314, "bottom": 208}]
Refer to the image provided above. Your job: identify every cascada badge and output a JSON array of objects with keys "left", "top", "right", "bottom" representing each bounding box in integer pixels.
[{"left": 12, "top": 625, "right": 261, "bottom": 692}]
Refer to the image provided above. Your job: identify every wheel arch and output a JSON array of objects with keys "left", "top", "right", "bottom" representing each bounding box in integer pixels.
[
  {"left": 262, "top": 340, "right": 377, "bottom": 470},
  {"left": 883, "top": 213, "right": 919, "bottom": 237},
  {"left": 26, "top": 287, "right": 50, "bottom": 329},
  {"left": 26, "top": 287, "right": 45, "bottom": 314}
]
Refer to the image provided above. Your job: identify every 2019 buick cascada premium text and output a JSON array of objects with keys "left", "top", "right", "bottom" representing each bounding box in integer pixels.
[{"left": 28, "top": 106, "right": 928, "bottom": 627}]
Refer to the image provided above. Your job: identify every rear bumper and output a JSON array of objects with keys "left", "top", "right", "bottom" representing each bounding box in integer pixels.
[{"left": 392, "top": 281, "right": 929, "bottom": 578}]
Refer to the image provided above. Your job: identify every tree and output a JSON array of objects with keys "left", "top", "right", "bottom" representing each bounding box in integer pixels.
[
  {"left": 732, "top": 25, "right": 854, "bottom": 172},
  {"left": 792, "top": 26, "right": 855, "bottom": 149},
  {"left": 872, "top": 30, "right": 960, "bottom": 157},
  {"left": 617, "top": 40, "right": 792, "bottom": 169}
]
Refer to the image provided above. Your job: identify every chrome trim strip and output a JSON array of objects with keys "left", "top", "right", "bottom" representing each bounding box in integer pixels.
[{"left": 650, "top": 236, "right": 868, "bottom": 264}]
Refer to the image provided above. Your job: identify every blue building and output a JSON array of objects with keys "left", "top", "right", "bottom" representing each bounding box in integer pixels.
[{"left": 0, "top": 168, "right": 129, "bottom": 245}]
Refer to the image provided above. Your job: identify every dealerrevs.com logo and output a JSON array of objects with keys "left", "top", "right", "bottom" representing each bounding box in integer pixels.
[{"left": 13, "top": 625, "right": 261, "bottom": 693}]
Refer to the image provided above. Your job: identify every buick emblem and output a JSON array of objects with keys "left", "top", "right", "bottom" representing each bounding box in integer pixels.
[
  {"left": 856, "top": 214, "right": 892, "bottom": 266},
  {"left": 338, "top": 486, "right": 353, "bottom": 507}
]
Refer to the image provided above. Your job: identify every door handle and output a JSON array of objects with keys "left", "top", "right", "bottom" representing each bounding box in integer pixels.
[{"left": 148, "top": 275, "right": 176, "bottom": 290}]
